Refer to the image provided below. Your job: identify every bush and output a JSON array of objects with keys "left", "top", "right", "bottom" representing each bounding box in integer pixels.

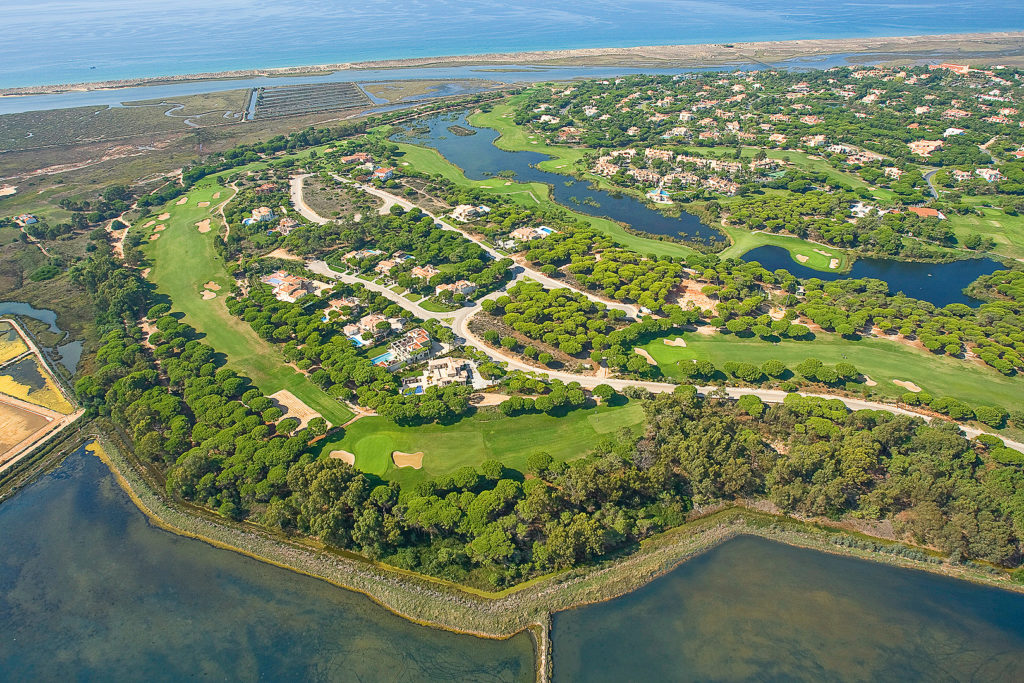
[
  {"left": 29, "top": 264, "right": 61, "bottom": 281},
  {"left": 974, "top": 405, "right": 1009, "bottom": 429},
  {"left": 992, "top": 447, "right": 1024, "bottom": 466}
]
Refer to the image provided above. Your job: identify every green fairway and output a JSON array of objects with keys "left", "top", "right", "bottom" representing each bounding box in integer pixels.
[
  {"left": 392, "top": 140, "right": 697, "bottom": 259},
  {"left": 315, "top": 401, "right": 645, "bottom": 486},
  {"left": 469, "top": 104, "right": 590, "bottom": 173},
  {"left": 947, "top": 201, "right": 1024, "bottom": 261},
  {"left": 718, "top": 223, "right": 850, "bottom": 272},
  {"left": 141, "top": 173, "right": 353, "bottom": 426},
  {"left": 642, "top": 331, "right": 1024, "bottom": 413}
]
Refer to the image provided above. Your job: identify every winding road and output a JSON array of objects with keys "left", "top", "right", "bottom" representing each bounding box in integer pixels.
[{"left": 295, "top": 175, "right": 1024, "bottom": 453}]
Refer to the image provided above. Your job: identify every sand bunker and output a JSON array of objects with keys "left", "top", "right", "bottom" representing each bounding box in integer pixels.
[
  {"left": 863, "top": 375, "right": 878, "bottom": 387},
  {"left": 813, "top": 249, "right": 832, "bottom": 257},
  {"left": 195, "top": 219, "right": 212, "bottom": 233},
  {"left": 176, "top": 196, "right": 189, "bottom": 205},
  {"left": 203, "top": 281, "right": 221, "bottom": 291},
  {"left": 143, "top": 220, "right": 155, "bottom": 228},
  {"left": 153, "top": 224, "right": 166, "bottom": 232},
  {"left": 663, "top": 337, "right": 687, "bottom": 347},
  {"left": 329, "top": 450, "right": 356, "bottom": 466},
  {"left": 795, "top": 254, "right": 810, "bottom": 263},
  {"left": 268, "top": 389, "right": 322, "bottom": 429},
  {"left": 201, "top": 290, "right": 216, "bottom": 300},
  {"left": 158, "top": 213, "right": 170, "bottom": 220},
  {"left": 829, "top": 258, "right": 840, "bottom": 269},
  {"left": 212, "top": 192, "right": 221, "bottom": 199},
  {"left": 149, "top": 234, "right": 160, "bottom": 241},
  {"left": 893, "top": 379, "right": 922, "bottom": 392},
  {"left": 197, "top": 201, "right": 210, "bottom": 208},
  {"left": 634, "top": 348, "right": 657, "bottom": 365},
  {"left": 140, "top": 268, "right": 151, "bottom": 278},
  {"left": 392, "top": 451, "right": 424, "bottom": 469}
]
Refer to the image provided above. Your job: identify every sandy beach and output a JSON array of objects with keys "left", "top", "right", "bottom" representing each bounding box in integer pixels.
[{"left": 3, "top": 31, "right": 1023, "bottom": 97}]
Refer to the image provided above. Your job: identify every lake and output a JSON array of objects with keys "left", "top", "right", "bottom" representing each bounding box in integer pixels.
[
  {"left": 395, "top": 113, "right": 1005, "bottom": 307},
  {"left": 553, "top": 535, "right": 1024, "bottom": 681},
  {"left": 0, "top": 448, "right": 535, "bottom": 681},
  {"left": 744, "top": 245, "right": 1004, "bottom": 308},
  {"left": 0, "top": 301, "right": 83, "bottom": 374},
  {"left": 3, "top": 1, "right": 1023, "bottom": 89},
  {"left": 394, "top": 112, "right": 724, "bottom": 245}
]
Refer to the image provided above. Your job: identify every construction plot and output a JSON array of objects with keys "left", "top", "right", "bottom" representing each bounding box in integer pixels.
[{"left": 250, "top": 83, "right": 372, "bottom": 120}]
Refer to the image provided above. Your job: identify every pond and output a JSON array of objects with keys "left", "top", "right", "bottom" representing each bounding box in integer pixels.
[
  {"left": 0, "top": 448, "right": 535, "bottom": 681},
  {"left": 0, "top": 301, "right": 82, "bottom": 374},
  {"left": 395, "top": 113, "right": 1006, "bottom": 308},
  {"left": 392, "top": 112, "right": 724, "bottom": 246},
  {"left": 553, "top": 535, "right": 1024, "bottom": 681},
  {"left": 744, "top": 245, "right": 1004, "bottom": 308}
]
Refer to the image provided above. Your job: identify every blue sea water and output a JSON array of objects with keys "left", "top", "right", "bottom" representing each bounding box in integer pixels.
[{"left": 2, "top": 0, "right": 1023, "bottom": 89}]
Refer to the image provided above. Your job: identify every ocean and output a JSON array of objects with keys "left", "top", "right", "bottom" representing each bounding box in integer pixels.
[{"left": 2, "top": 0, "right": 1023, "bottom": 89}]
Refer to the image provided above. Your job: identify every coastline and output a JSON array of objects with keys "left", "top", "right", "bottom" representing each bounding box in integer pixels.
[
  {"left": 72, "top": 425, "right": 1024, "bottom": 682},
  {"left": 4, "top": 30, "right": 1024, "bottom": 97}
]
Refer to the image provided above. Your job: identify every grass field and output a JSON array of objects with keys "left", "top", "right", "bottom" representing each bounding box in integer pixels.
[
  {"left": 316, "top": 401, "right": 645, "bottom": 486},
  {"left": 141, "top": 170, "right": 353, "bottom": 426},
  {"left": 947, "top": 200, "right": 1024, "bottom": 261},
  {"left": 642, "top": 331, "right": 1024, "bottom": 413},
  {"left": 718, "top": 224, "right": 850, "bottom": 272}
]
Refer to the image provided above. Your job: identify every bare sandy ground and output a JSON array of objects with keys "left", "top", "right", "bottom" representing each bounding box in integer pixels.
[
  {"left": 674, "top": 280, "right": 718, "bottom": 312},
  {"left": 265, "top": 248, "right": 301, "bottom": 261},
  {"left": 471, "top": 392, "right": 510, "bottom": 406},
  {"left": 634, "top": 348, "right": 657, "bottom": 365},
  {"left": 393, "top": 451, "right": 424, "bottom": 469},
  {"left": 893, "top": 379, "right": 922, "bottom": 392},
  {"left": 695, "top": 325, "right": 718, "bottom": 336},
  {"left": 268, "top": 389, "right": 323, "bottom": 429},
  {"left": 195, "top": 219, "right": 211, "bottom": 233},
  {"left": 11, "top": 32, "right": 1021, "bottom": 96},
  {"left": 330, "top": 449, "right": 356, "bottom": 465}
]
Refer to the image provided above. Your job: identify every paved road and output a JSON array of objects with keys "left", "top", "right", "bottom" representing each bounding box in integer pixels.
[
  {"left": 923, "top": 168, "right": 940, "bottom": 199},
  {"left": 297, "top": 177, "right": 1024, "bottom": 453},
  {"left": 290, "top": 174, "right": 330, "bottom": 225}
]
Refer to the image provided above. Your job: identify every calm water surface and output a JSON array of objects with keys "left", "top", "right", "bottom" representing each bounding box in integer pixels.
[
  {"left": 0, "top": 449, "right": 535, "bottom": 681},
  {"left": 0, "top": 300, "right": 82, "bottom": 373},
  {"left": 395, "top": 112, "right": 723, "bottom": 245},
  {"left": 744, "top": 245, "right": 1003, "bottom": 307},
  {"left": 553, "top": 535, "right": 1024, "bottom": 681},
  {"left": 3, "top": 1, "right": 1022, "bottom": 88}
]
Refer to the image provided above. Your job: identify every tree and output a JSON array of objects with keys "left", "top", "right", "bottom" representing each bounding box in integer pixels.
[
  {"left": 737, "top": 394, "right": 765, "bottom": 417},
  {"left": 761, "top": 359, "right": 787, "bottom": 378}
]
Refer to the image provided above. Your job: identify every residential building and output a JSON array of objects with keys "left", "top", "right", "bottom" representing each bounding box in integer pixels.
[
  {"left": 387, "top": 328, "right": 433, "bottom": 366},
  {"left": 628, "top": 168, "right": 662, "bottom": 184},
  {"left": 340, "top": 152, "right": 372, "bottom": 164},
  {"left": 976, "top": 168, "right": 1004, "bottom": 182},
  {"left": 908, "top": 206, "right": 946, "bottom": 220},
  {"left": 260, "top": 271, "right": 314, "bottom": 303},
  {"left": 943, "top": 127, "right": 966, "bottom": 137},
  {"left": 951, "top": 169, "right": 974, "bottom": 182},
  {"left": 435, "top": 280, "right": 477, "bottom": 297},
  {"left": 410, "top": 264, "right": 440, "bottom": 280},
  {"left": 14, "top": 213, "right": 37, "bottom": 225},
  {"left": 274, "top": 217, "right": 300, "bottom": 235},
  {"left": 451, "top": 204, "right": 491, "bottom": 222},
  {"left": 883, "top": 167, "right": 905, "bottom": 180},
  {"left": 372, "top": 167, "right": 395, "bottom": 181},
  {"left": 243, "top": 206, "right": 275, "bottom": 226},
  {"left": 907, "top": 140, "right": 944, "bottom": 157},
  {"left": 420, "top": 357, "right": 471, "bottom": 388}
]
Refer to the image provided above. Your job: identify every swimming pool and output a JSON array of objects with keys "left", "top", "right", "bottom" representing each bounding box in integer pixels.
[{"left": 371, "top": 351, "right": 394, "bottom": 366}]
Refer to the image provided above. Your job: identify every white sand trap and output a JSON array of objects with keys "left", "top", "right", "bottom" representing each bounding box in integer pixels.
[
  {"left": 149, "top": 233, "right": 160, "bottom": 241},
  {"left": 143, "top": 220, "right": 155, "bottom": 228},
  {"left": 863, "top": 375, "right": 878, "bottom": 386},
  {"left": 153, "top": 224, "right": 166, "bottom": 232},
  {"left": 893, "top": 379, "right": 922, "bottom": 392},
  {"left": 268, "top": 389, "right": 322, "bottom": 429},
  {"left": 829, "top": 258, "right": 840, "bottom": 269},
  {"left": 330, "top": 450, "right": 356, "bottom": 465},
  {"left": 393, "top": 451, "right": 424, "bottom": 469},
  {"left": 203, "top": 281, "right": 221, "bottom": 291},
  {"left": 201, "top": 290, "right": 216, "bottom": 300},
  {"left": 795, "top": 254, "right": 810, "bottom": 263},
  {"left": 158, "top": 213, "right": 170, "bottom": 220},
  {"left": 197, "top": 201, "right": 210, "bottom": 208},
  {"left": 176, "top": 196, "right": 189, "bottom": 205},
  {"left": 212, "top": 192, "right": 221, "bottom": 199},
  {"left": 663, "top": 337, "right": 687, "bottom": 347},
  {"left": 813, "top": 249, "right": 833, "bottom": 257},
  {"left": 195, "top": 219, "right": 211, "bottom": 233},
  {"left": 634, "top": 348, "right": 657, "bottom": 365},
  {"left": 140, "top": 268, "right": 151, "bottom": 278},
  {"left": 401, "top": 162, "right": 410, "bottom": 166}
]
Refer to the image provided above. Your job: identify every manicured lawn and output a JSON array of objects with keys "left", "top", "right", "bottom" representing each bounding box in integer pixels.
[
  {"left": 392, "top": 139, "right": 697, "bottom": 259},
  {"left": 642, "top": 331, "right": 1024, "bottom": 413},
  {"left": 419, "top": 298, "right": 461, "bottom": 313},
  {"left": 946, "top": 202, "right": 1024, "bottom": 261},
  {"left": 469, "top": 104, "right": 590, "bottom": 173},
  {"left": 718, "top": 223, "right": 850, "bottom": 272},
  {"left": 315, "top": 401, "right": 645, "bottom": 486},
  {"left": 141, "top": 173, "right": 353, "bottom": 426}
]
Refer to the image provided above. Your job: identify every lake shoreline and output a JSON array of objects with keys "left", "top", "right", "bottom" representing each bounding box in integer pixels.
[
  {"left": 71, "top": 422, "right": 1024, "bottom": 680},
  {"left": 4, "top": 30, "right": 1024, "bottom": 97}
]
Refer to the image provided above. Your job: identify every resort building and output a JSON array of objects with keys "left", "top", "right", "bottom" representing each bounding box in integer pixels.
[
  {"left": 451, "top": 204, "right": 491, "bottom": 222},
  {"left": 260, "top": 271, "right": 314, "bottom": 303},
  {"left": 14, "top": 213, "right": 37, "bottom": 225}
]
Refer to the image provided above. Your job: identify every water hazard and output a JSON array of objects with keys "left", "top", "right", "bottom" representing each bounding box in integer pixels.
[
  {"left": 553, "top": 535, "right": 1024, "bottom": 681},
  {"left": 0, "top": 448, "right": 535, "bottom": 680},
  {"left": 393, "top": 112, "right": 724, "bottom": 245}
]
